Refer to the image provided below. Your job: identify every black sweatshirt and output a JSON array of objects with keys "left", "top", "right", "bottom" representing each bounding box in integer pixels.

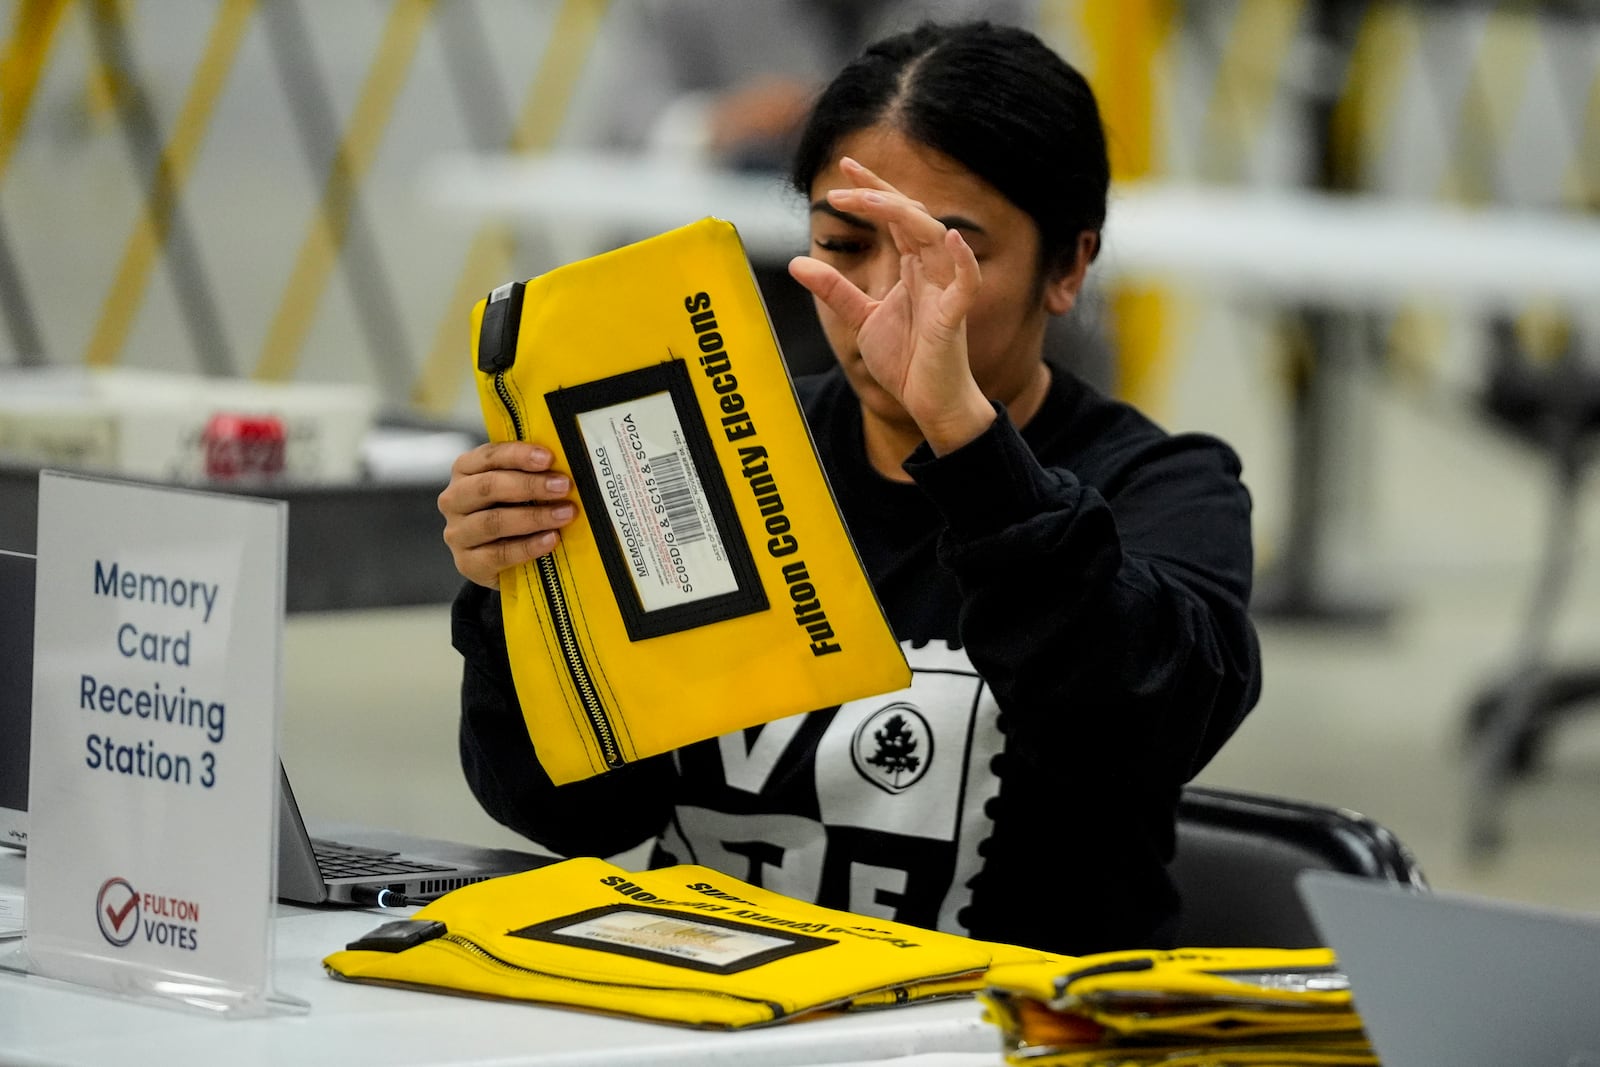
[{"left": 453, "top": 365, "right": 1261, "bottom": 955}]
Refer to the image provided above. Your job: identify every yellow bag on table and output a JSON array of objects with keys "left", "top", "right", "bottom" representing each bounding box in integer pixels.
[
  {"left": 324, "top": 857, "right": 999, "bottom": 1029},
  {"left": 470, "top": 218, "right": 908, "bottom": 784},
  {"left": 980, "top": 947, "right": 1376, "bottom": 1066}
]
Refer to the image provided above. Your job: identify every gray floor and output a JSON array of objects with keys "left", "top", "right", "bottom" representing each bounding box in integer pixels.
[{"left": 280, "top": 339, "right": 1600, "bottom": 920}]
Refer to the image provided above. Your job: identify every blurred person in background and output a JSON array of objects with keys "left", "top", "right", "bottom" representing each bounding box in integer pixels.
[
  {"left": 572, "top": 0, "right": 1034, "bottom": 169},
  {"left": 566, "top": 0, "right": 1099, "bottom": 379}
]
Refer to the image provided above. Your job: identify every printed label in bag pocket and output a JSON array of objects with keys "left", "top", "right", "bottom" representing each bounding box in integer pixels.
[
  {"left": 547, "top": 360, "right": 768, "bottom": 642},
  {"left": 576, "top": 390, "right": 738, "bottom": 612},
  {"left": 508, "top": 903, "right": 835, "bottom": 975}
]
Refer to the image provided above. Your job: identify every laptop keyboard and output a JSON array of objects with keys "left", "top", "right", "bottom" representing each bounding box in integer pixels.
[{"left": 313, "top": 840, "right": 453, "bottom": 880}]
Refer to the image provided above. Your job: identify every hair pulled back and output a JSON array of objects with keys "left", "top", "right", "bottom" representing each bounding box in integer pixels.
[{"left": 790, "top": 21, "right": 1109, "bottom": 274}]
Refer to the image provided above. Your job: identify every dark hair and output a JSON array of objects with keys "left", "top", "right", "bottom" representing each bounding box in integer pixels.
[{"left": 790, "top": 21, "right": 1109, "bottom": 273}]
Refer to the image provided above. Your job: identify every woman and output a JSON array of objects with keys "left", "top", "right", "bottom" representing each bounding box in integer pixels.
[{"left": 438, "top": 21, "right": 1261, "bottom": 955}]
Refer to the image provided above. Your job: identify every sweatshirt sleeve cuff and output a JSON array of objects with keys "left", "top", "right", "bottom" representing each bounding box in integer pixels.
[{"left": 903, "top": 403, "right": 1060, "bottom": 539}]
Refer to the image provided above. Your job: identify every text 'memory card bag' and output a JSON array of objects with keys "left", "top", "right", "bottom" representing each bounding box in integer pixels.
[{"left": 471, "top": 217, "right": 909, "bottom": 784}]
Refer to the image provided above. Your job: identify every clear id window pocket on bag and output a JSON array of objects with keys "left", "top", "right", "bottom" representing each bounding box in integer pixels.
[{"left": 548, "top": 362, "right": 766, "bottom": 640}]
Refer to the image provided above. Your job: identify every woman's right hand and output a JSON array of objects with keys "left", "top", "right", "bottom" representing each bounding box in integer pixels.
[{"left": 438, "top": 442, "right": 579, "bottom": 589}]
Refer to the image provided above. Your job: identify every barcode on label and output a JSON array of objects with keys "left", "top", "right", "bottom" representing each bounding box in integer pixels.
[{"left": 650, "top": 452, "right": 706, "bottom": 544}]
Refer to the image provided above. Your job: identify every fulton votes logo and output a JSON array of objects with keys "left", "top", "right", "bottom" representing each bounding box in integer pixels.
[
  {"left": 94, "top": 876, "right": 202, "bottom": 951},
  {"left": 96, "top": 877, "right": 141, "bottom": 945},
  {"left": 851, "top": 702, "right": 933, "bottom": 794}
]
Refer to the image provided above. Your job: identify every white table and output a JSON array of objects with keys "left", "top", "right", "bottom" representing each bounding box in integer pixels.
[
  {"left": 0, "top": 851, "right": 1000, "bottom": 1067},
  {"left": 421, "top": 151, "right": 1600, "bottom": 307},
  {"left": 422, "top": 152, "right": 809, "bottom": 260}
]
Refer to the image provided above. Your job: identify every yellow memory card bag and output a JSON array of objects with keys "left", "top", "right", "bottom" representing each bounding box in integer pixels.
[
  {"left": 471, "top": 218, "right": 909, "bottom": 784},
  {"left": 981, "top": 947, "right": 1375, "bottom": 1066},
  {"left": 323, "top": 858, "right": 994, "bottom": 1029}
]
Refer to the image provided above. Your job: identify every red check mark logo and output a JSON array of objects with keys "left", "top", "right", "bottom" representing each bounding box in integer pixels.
[
  {"left": 105, "top": 893, "right": 138, "bottom": 933},
  {"left": 96, "top": 877, "right": 140, "bottom": 946}
]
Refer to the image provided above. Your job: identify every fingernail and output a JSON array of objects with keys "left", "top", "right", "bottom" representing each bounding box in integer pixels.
[
  {"left": 552, "top": 504, "right": 575, "bottom": 521},
  {"left": 547, "top": 475, "right": 570, "bottom": 493},
  {"left": 527, "top": 446, "right": 551, "bottom": 466}
]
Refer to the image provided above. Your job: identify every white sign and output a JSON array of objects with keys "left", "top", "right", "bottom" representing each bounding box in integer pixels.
[{"left": 22, "top": 471, "right": 288, "bottom": 1013}]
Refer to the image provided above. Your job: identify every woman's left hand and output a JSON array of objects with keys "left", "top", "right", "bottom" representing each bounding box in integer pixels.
[{"left": 789, "top": 157, "right": 994, "bottom": 453}]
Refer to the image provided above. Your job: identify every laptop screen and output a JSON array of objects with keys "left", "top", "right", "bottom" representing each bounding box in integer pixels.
[
  {"left": 1299, "top": 871, "right": 1600, "bottom": 1067},
  {"left": 0, "top": 549, "right": 35, "bottom": 849}
]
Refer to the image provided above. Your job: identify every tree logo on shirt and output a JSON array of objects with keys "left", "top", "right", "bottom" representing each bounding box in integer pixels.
[{"left": 851, "top": 702, "right": 933, "bottom": 794}]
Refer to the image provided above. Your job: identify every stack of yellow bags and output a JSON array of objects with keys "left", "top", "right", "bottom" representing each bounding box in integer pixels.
[
  {"left": 324, "top": 853, "right": 1373, "bottom": 1061},
  {"left": 980, "top": 947, "right": 1376, "bottom": 1066}
]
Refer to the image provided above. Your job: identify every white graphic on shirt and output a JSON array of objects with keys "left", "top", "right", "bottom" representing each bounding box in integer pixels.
[
  {"left": 669, "top": 807, "right": 825, "bottom": 904},
  {"left": 848, "top": 862, "right": 909, "bottom": 920},
  {"left": 850, "top": 702, "right": 933, "bottom": 794},
  {"left": 815, "top": 653, "right": 990, "bottom": 841},
  {"left": 665, "top": 640, "right": 1005, "bottom": 936},
  {"left": 716, "top": 711, "right": 808, "bottom": 795}
]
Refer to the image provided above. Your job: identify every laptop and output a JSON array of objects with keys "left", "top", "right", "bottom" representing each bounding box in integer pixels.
[
  {"left": 1299, "top": 870, "right": 1600, "bottom": 1067},
  {"left": 275, "top": 762, "right": 553, "bottom": 905},
  {"left": 0, "top": 548, "right": 551, "bottom": 904},
  {"left": 0, "top": 549, "right": 33, "bottom": 851}
]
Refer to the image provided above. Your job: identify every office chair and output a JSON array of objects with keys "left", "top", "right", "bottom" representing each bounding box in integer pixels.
[
  {"left": 1169, "top": 785, "right": 1428, "bottom": 948},
  {"left": 1462, "top": 319, "right": 1600, "bottom": 856}
]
